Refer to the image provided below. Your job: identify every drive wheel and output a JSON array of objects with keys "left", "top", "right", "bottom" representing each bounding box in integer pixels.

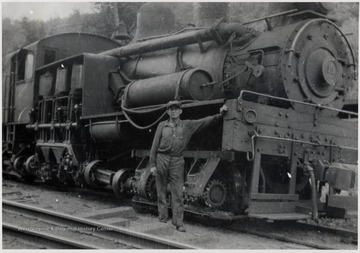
[
  {"left": 14, "top": 156, "right": 26, "bottom": 174},
  {"left": 84, "top": 160, "right": 102, "bottom": 187},
  {"left": 21, "top": 155, "right": 38, "bottom": 182},
  {"left": 112, "top": 168, "right": 133, "bottom": 197},
  {"left": 201, "top": 179, "right": 228, "bottom": 209},
  {"left": 145, "top": 175, "right": 157, "bottom": 201}
]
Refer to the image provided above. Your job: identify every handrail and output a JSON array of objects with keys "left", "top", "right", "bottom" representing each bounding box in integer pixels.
[
  {"left": 246, "top": 130, "right": 357, "bottom": 161},
  {"left": 238, "top": 90, "right": 358, "bottom": 116}
]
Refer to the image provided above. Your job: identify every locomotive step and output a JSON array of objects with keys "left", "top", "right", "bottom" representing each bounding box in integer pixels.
[
  {"left": 81, "top": 206, "right": 137, "bottom": 220},
  {"left": 248, "top": 213, "right": 312, "bottom": 221}
]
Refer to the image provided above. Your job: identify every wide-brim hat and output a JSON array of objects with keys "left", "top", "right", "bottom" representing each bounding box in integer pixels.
[{"left": 166, "top": 100, "right": 182, "bottom": 109}]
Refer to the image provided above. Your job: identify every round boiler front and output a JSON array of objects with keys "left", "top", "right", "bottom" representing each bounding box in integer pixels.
[{"left": 282, "top": 19, "right": 355, "bottom": 113}]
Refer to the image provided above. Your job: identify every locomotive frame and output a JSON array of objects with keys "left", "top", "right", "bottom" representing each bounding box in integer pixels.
[{"left": 2, "top": 3, "right": 358, "bottom": 221}]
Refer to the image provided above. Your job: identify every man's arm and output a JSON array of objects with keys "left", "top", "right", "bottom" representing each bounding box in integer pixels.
[
  {"left": 149, "top": 122, "right": 163, "bottom": 168},
  {"left": 188, "top": 105, "right": 228, "bottom": 134}
]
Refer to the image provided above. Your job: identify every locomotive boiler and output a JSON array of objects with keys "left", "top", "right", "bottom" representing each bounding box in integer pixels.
[{"left": 2, "top": 2, "right": 357, "bottom": 221}]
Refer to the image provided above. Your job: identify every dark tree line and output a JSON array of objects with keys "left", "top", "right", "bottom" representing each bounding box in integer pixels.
[{"left": 2, "top": 2, "right": 358, "bottom": 60}]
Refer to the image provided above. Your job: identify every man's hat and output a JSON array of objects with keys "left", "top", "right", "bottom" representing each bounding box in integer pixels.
[{"left": 166, "top": 100, "right": 182, "bottom": 109}]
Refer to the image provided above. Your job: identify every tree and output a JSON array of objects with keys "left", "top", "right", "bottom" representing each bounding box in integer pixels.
[
  {"left": 86, "top": 2, "right": 142, "bottom": 38},
  {"left": 19, "top": 17, "right": 46, "bottom": 45},
  {"left": 2, "top": 18, "right": 25, "bottom": 58}
]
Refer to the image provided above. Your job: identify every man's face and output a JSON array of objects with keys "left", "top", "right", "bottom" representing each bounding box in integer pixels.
[{"left": 167, "top": 106, "right": 182, "bottom": 119}]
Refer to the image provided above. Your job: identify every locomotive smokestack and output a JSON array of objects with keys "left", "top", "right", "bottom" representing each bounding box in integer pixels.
[
  {"left": 194, "top": 2, "right": 229, "bottom": 27},
  {"left": 133, "top": 3, "right": 175, "bottom": 41}
]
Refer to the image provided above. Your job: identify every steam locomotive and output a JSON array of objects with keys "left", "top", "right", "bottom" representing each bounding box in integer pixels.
[{"left": 2, "top": 2, "right": 358, "bottom": 221}]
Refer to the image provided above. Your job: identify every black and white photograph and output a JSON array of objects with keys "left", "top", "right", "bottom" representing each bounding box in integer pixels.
[{"left": 2, "top": 1, "right": 358, "bottom": 250}]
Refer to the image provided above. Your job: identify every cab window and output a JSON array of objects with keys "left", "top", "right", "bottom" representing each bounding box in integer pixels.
[
  {"left": 17, "top": 50, "right": 34, "bottom": 81},
  {"left": 24, "top": 53, "right": 34, "bottom": 80}
]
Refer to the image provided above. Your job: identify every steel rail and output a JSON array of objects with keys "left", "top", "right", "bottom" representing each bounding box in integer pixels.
[
  {"left": 231, "top": 226, "right": 332, "bottom": 249},
  {"left": 227, "top": 220, "right": 357, "bottom": 250},
  {"left": 3, "top": 200, "right": 195, "bottom": 249},
  {"left": 3, "top": 223, "right": 97, "bottom": 249},
  {"left": 295, "top": 221, "right": 358, "bottom": 243}
]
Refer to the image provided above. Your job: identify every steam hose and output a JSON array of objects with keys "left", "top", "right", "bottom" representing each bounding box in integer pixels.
[
  {"left": 120, "top": 80, "right": 198, "bottom": 130},
  {"left": 120, "top": 95, "right": 168, "bottom": 130}
]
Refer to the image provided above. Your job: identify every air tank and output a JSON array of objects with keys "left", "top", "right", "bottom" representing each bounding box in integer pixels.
[{"left": 124, "top": 69, "right": 214, "bottom": 108}]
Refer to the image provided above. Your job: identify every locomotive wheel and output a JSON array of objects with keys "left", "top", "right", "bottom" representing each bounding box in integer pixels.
[
  {"left": 14, "top": 156, "right": 26, "bottom": 173},
  {"left": 112, "top": 168, "right": 133, "bottom": 197},
  {"left": 24, "top": 155, "right": 39, "bottom": 174},
  {"left": 84, "top": 160, "right": 102, "bottom": 187},
  {"left": 145, "top": 175, "right": 157, "bottom": 201},
  {"left": 202, "top": 179, "right": 228, "bottom": 209}
]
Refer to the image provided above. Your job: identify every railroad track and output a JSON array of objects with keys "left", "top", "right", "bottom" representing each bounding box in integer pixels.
[
  {"left": 3, "top": 179, "right": 357, "bottom": 249},
  {"left": 2, "top": 200, "right": 195, "bottom": 249},
  {"left": 226, "top": 219, "right": 357, "bottom": 250}
]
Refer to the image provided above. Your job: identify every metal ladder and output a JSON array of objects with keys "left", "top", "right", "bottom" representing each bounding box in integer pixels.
[{"left": 5, "top": 124, "right": 15, "bottom": 154}]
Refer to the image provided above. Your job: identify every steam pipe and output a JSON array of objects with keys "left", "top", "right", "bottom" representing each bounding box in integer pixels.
[
  {"left": 26, "top": 123, "right": 78, "bottom": 129},
  {"left": 101, "top": 22, "right": 248, "bottom": 58},
  {"left": 304, "top": 164, "right": 318, "bottom": 220}
]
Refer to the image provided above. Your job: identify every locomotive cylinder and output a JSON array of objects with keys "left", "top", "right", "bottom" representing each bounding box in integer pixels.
[
  {"left": 90, "top": 122, "right": 127, "bottom": 141},
  {"left": 124, "top": 69, "right": 214, "bottom": 108}
]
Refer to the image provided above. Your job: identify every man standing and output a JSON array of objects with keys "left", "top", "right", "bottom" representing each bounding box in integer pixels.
[{"left": 149, "top": 101, "right": 228, "bottom": 232}]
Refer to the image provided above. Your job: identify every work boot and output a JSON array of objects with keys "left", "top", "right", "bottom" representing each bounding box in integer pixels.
[
  {"left": 159, "top": 218, "right": 169, "bottom": 223},
  {"left": 176, "top": 226, "right": 186, "bottom": 232}
]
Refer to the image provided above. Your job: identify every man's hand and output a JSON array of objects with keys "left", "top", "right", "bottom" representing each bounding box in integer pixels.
[
  {"left": 219, "top": 104, "right": 228, "bottom": 116},
  {"left": 150, "top": 167, "right": 157, "bottom": 176}
]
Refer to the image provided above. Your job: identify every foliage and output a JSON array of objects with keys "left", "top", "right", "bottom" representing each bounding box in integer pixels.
[
  {"left": 2, "top": 17, "right": 47, "bottom": 59},
  {"left": 2, "top": 18, "right": 24, "bottom": 59},
  {"left": 329, "top": 3, "right": 359, "bottom": 55},
  {"left": 2, "top": 2, "right": 359, "bottom": 59}
]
